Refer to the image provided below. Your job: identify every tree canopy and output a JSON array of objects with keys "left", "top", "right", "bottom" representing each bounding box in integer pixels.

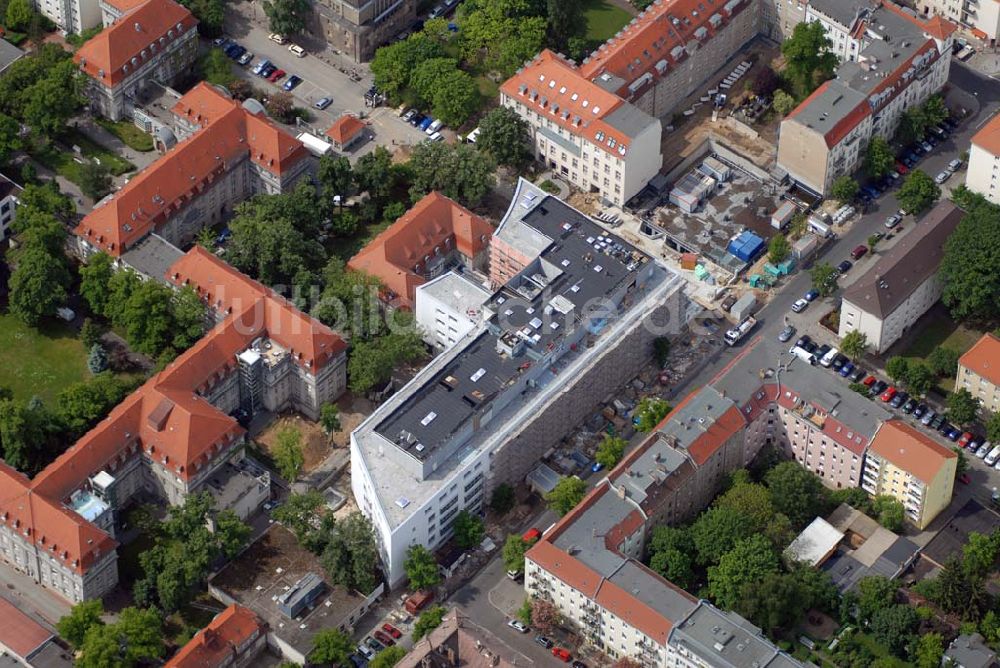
[
  {"left": 309, "top": 628, "right": 354, "bottom": 665},
  {"left": 77, "top": 607, "right": 163, "bottom": 668},
  {"left": 545, "top": 476, "right": 587, "bottom": 515},
  {"left": 947, "top": 388, "right": 981, "bottom": 426},
  {"left": 707, "top": 535, "right": 780, "bottom": 610},
  {"left": 897, "top": 169, "right": 940, "bottom": 214},
  {"left": 452, "top": 510, "right": 485, "bottom": 549},
  {"left": 477, "top": 106, "right": 532, "bottom": 169},
  {"left": 408, "top": 141, "right": 496, "bottom": 208},
  {"left": 263, "top": 0, "right": 310, "bottom": 36},
  {"left": 941, "top": 190, "right": 1000, "bottom": 323},
  {"left": 780, "top": 21, "right": 836, "bottom": 97},
  {"left": 595, "top": 434, "right": 626, "bottom": 468},
  {"left": 831, "top": 176, "right": 859, "bottom": 204},
  {"left": 404, "top": 544, "right": 441, "bottom": 591},
  {"left": 634, "top": 397, "right": 671, "bottom": 432},
  {"left": 865, "top": 136, "right": 895, "bottom": 179},
  {"left": 412, "top": 605, "right": 447, "bottom": 640}
]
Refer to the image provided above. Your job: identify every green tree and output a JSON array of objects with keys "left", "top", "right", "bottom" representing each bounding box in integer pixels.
[
  {"left": 79, "top": 161, "right": 112, "bottom": 201},
  {"left": 927, "top": 347, "right": 961, "bottom": 377},
  {"left": 459, "top": 0, "right": 546, "bottom": 76},
  {"left": 772, "top": 89, "right": 796, "bottom": 115},
  {"left": 885, "top": 356, "right": 910, "bottom": 383},
  {"left": 79, "top": 252, "right": 116, "bottom": 316},
  {"left": 404, "top": 544, "right": 441, "bottom": 591},
  {"left": 354, "top": 145, "right": 396, "bottom": 205},
  {"left": 691, "top": 506, "right": 754, "bottom": 566},
  {"left": 370, "top": 33, "right": 444, "bottom": 100},
  {"left": 452, "top": 510, "right": 484, "bottom": 549},
  {"left": 5, "top": 0, "right": 32, "bottom": 31},
  {"left": 347, "top": 331, "right": 426, "bottom": 395},
  {"left": 272, "top": 490, "right": 324, "bottom": 539},
  {"left": 87, "top": 343, "right": 108, "bottom": 374},
  {"left": 490, "top": 483, "right": 516, "bottom": 515},
  {"left": 648, "top": 526, "right": 696, "bottom": 591},
  {"left": 0, "top": 398, "right": 44, "bottom": 472},
  {"left": 263, "top": 0, "right": 310, "bottom": 35},
  {"left": 264, "top": 91, "right": 295, "bottom": 123},
  {"left": 840, "top": 330, "right": 868, "bottom": 361},
  {"left": 830, "top": 176, "right": 860, "bottom": 203},
  {"left": 80, "top": 318, "right": 104, "bottom": 348},
  {"left": 546, "top": 0, "right": 583, "bottom": 51},
  {"left": 121, "top": 280, "right": 175, "bottom": 356},
  {"left": 765, "top": 461, "right": 827, "bottom": 528},
  {"left": 873, "top": 495, "right": 905, "bottom": 532},
  {"left": 477, "top": 106, "right": 532, "bottom": 169},
  {"left": 948, "top": 388, "right": 981, "bottom": 425},
  {"left": 273, "top": 426, "right": 305, "bottom": 482},
  {"left": 171, "top": 285, "right": 206, "bottom": 352},
  {"left": 906, "top": 362, "right": 934, "bottom": 396},
  {"left": 865, "top": 136, "right": 895, "bottom": 179},
  {"left": 319, "top": 403, "right": 341, "bottom": 435},
  {"left": 707, "top": 535, "right": 779, "bottom": 610},
  {"left": 430, "top": 69, "right": 481, "bottom": 127},
  {"left": 317, "top": 154, "right": 354, "bottom": 210},
  {"left": 780, "top": 21, "right": 836, "bottom": 96},
  {"left": 22, "top": 60, "right": 83, "bottom": 136},
  {"left": 320, "top": 512, "right": 380, "bottom": 593},
  {"left": 923, "top": 95, "right": 949, "bottom": 126},
  {"left": 634, "top": 397, "right": 671, "bottom": 432},
  {"left": 502, "top": 534, "right": 529, "bottom": 573},
  {"left": 737, "top": 568, "right": 837, "bottom": 636},
  {"left": 867, "top": 233, "right": 881, "bottom": 253},
  {"left": 214, "top": 509, "right": 251, "bottom": 559},
  {"left": 912, "top": 632, "right": 944, "bottom": 668},
  {"left": 78, "top": 607, "right": 163, "bottom": 668},
  {"left": 897, "top": 106, "right": 929, "bottom": 144},
  {"left": 988, "top": 412, "right": 1000, "bottom": 444},
  {"left": 309, "top": 628, "right": 353, "bottom": 665},
  {"left": 941, "top": 193, "right": 1000, "bottom": 322},
  {"left": 408, "top": 141, "right": 496, "bottom": 207},
  {"left": 595, "top": 433, "right": 626, "bottom": 469},
  {"left": 857, "top": 575, "right": 897, "bottom": 623},
  {"left": 57, "top": 600, "right": 105, "bottom": 647},
  {"left": 767, "top": 233, "right": 790, "bottom": 264},
  {"left": 18, "top": 181, "right": 75, "bottom": 219},
  {"left": 545, "top": 476, "right": 586, "bottom": 516},
  {"left": 898, "top": 170, "right": 940, "bottom": 215},
  {"left": 413, "top": 605, "right": 447, "bottom": 640},
  {"left": 516, "top": 597, "right": 532, "bottom": 625},
  {"left": 870, "top": 604, "right": 918, "bottom": 657},
  {"left": 369, "top": 646, "right": 406, "bottom": 668},
  {"left": 962, "top": 531, "right": 1000, "bottom": 578},
  {"left": 8, "top": 244, "right": 69, "bottom": 326},
  {"left": 0, "top": 112, "right": 21, "bottom": 166},
  {"left": 810, "top": 262, "right": 837, "bottom": 297},
  {"left": 410, "top": 57, "right": 459, "bottom": 106}
]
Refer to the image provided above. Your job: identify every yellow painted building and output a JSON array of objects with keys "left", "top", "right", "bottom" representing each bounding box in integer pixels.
[
  {"left": 957, "top": 334, "right": 1000, "bottom": 415},
  {"left": 861, "top": 420, "right": 957, "bottom": 530}
]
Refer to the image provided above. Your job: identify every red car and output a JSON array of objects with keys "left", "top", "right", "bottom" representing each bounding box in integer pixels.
[
  {"left": 959, "top": 473, "right": 972, "bottom": 485},
  {"left": 851, "top": 245, "right": 868, "bottom": 260},
  {"left": 895, "top": 161, "right": 909, "bottom": 174},
  {"left": 382, "top": 623, "right": 402, "bottom": 639},
  {"left": 862, "top": 375, "right": 877, "bottom": 387},
  {"left": 552, "top": 647, "right": 572, "bottom": 662},
  {"left": 373, "top": 630, "right": 395, "bottom": 646},
  {"left": 268, "top": 68, "right": 286, "bottom": 82},
  {"left": 958, "top": 432, "right": 974, "bottom": 448},
  {"left": 522, "top": 527, "right": 541, "bottom": 543},
  {"left": 880, "top": 386, "right": 897, "bottom": 402}
]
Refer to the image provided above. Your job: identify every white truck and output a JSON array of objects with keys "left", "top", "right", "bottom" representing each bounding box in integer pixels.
[{"left": 724, "top": 316, "right": 757, "bottom": 346}]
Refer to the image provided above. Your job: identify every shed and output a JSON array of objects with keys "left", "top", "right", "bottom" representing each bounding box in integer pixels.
[
  {"left": 730, "top": 293, "right": 757, "bottom": 321},
  {"left": 792, "top": 234, "right": 818, "bottom": 261},
  {"left": 727, "top": 230, "right": 765, "bottom": 263},
  {"left": 698, "top": 156, "right": 731, "bottom": 182},
  {"left": 325, "top": 114, "right": 367, "bottom": 151},
  {"left": 771, "top": 201, "right": 797, "bottom": 230},
  {"left": 277, "top": 572, "right": 325, "bottom": 619},
  {"left": 669, "top": 171, "right": 715, "bottom": 213}
]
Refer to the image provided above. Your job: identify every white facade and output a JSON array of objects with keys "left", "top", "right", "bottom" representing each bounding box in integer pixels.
[
  {"left": 0, "top": 176, "right": 21, "bottom": 243},
  {"left": 34, "top": 0, "right": 101, "bottom": 33},
  {"left": 916, "top": 0, "right": 1000, "bottom": 41},
  {"left": 414, "top": 272, "right": 490, "bottom": 351},
  {"left": 839, "top": 275, "right": 943, "bottom": 353},
  {"left": 966, "top": 141, "right": 1000, "bottom": 204}
]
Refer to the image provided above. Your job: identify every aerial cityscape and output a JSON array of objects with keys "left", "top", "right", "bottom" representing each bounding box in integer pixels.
[{"left": 2, "top": 0, "right": 1000, "bottom": 666}]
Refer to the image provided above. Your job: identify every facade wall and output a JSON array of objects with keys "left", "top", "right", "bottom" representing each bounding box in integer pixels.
[
  {"left": 966, "top": 143, "right": 1000, "bottom": 204},
  {"left": 839, "top": 275, "right": 942, "bottom": 354},
  {"left": 489, "top": 235, "right": 536, "bottom": 288},
  {"left": 414, "top": 291, "right": 480, "bottom": 350},
  {"left": 316, "top": 0, "right": 417, "bottom": 63},
  {"left": 775, "top": 407, "right": 864, "bottom": 489},
  {"left": 862, "top": 453, "right": 954, "bottom": 530},
  {"left": 916, "top": 0, "right": 1000, "bottom": 40},
  {"left": 767, "top": 0, "right": 807, "bottom": 39},
  {"left": 776, "top": 120, "right": 833, "bottom": 195},
  {"left": 34, "top": 0, "right": 101, "bottom": 34},
  {"left": 0, "top": 190, "right": 19, "bottom": 243},
  {"left": 956, "top": 364, "right": 1000, "bottom": 414}
]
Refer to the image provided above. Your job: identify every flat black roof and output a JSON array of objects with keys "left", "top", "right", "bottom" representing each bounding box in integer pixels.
[{"left": 374, "top": 196, "right": 650, "bottom": 460}]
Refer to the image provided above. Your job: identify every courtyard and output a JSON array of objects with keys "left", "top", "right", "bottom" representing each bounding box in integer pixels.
[{"left": 0, "top": 313, "right": 88, "bottom": 402}]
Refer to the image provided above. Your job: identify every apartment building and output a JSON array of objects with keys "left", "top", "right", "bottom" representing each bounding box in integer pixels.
[
  {"left": 0, "top": 245, "right": 346, "bottom": 603},
  {"left": 777, "top": 2, "right": 955, "bottom": 194},
  {"left": 397, "top": 609, "right": 526, "bottom": 668},
  {"left": 966, "top": 111, "right": 1000, "bottom": 204},
  {"left": 414, "top": 272, "right": 490, "bottom": 351},
  {"left": 314, "top": 0, "right": 417, "bottom": 63},
  {"left": 915, "top": 0, "right": 1000, "bottom": 42},
  {"left": 33, "top": 0, "right": 100, "bottom": 35},
  {"left": 861, "top": 420, "right": 957, "bottom": 529},
  {"left": 165, "top": 604, "right": 267, "bottom": 668},
  {"left": 350, "top": 179, "right": 685, "bottom": 586},
  {"left": 74, "top": 82, "right": 310, "bottom": 260},
  {"left": 714, "top": 337, "right": 891, "bottom": 490},
  {"left": 74, "top": 0, "right": 199, "bottom": 121},
  {"left": 523, "top": 391, "right": 802, "bottom": 667},
  {"left": 838, "top": 200, "right": 964, "bottom": 353},
  {"left": 768, "top": 0, "right": 809, "bottom": 39},
  {"left": 0, "top": 173, "right": 22, "bottom": 243},
  {"left": 957, "top": 334, "right": 1000, "bottom": 414},
  {"left": 347, "top": 191, "right": 492, "bottom": 310},
  {"left": 500, "top": 51, "right": 662, "bottom": 208}
]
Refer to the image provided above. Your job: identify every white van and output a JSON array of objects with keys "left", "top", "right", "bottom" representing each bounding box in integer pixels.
[
  {"left": 269, "top": 33, "right": 287, "bottom": 44},
  {"left": 987, "top": 445, "right": 1000, "bottom": 467},
  {"left": 288, "top": 43, "right": 306, "bottom": 57},
  {"left": 789, "top": 346, "right": 818, "bottom": 365}
]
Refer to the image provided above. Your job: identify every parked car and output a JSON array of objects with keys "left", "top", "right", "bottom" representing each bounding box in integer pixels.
[
  {"left": 880, "top": 386, "right": 897, "bottom": 402},
  {"left": 252, "top": 59, "right": 271, "bottom": 75},
  {"left": 948, "top": 158, "right": 963, "bottom": 172},
  {"left": 315, "top": 97, "right": 333, "bottom": 110},
  {"left": 977, "top": 442, "right": 993, "bottom": 458},
  {"left": 913, "top": 403, "right": 928, "bottom": 418},
  {"left": 958, "top": 432, "right": 974, "bottom": 448},
  {"left": 283, "top": 75, "right": 302, "bottom": 91},
  {"left": 895, "top": 161, "right": 909, "bottom": 174},
  {"left": 507, "top": 620, "right": 529, "bottom": 633},
  {"left": 837, "top": 260, "right": 853, "bottom": 274},
  {"left": 884, "top": 214, "right": 901, "bottom": 229},
  {"left": 356, "top": 645, "right": 374, "bottom": 660},
  {"left": 373, "top": 630, "right": 395, "bottom": 646},
  {"left": 419, "top": 116, "right": 435, "bottom": 131},
  {"left": 778, "top": 325, "right": 796, "bottom": 343},
  {"left": 804, "top": 289, "right": 821, "bottom": 302},
  {"left": 571, "top": 661, "right": 587, "bottom": 668},
  {"left": 850, "top": 367, "right": 867, "bottom": 382},
  {"left": 409, "top": 113, "right": 426, "bottom": 127},
  {"left": 820, "top": 347, "right": 840, "bottom": 368},
  {"left": 851, "top": 245, "right": 868, "bottom": 260},
  {"left": 259, "top": 63, "right": 277, "bottom": 78},
  {"left": 237, "top": 51, "right": 254, "bottom": 65},
  {"left": 934, "top": 171, "right": 950, "bottom": 185},
  {"left": 929, "top": 414, "right": 946, "bottom": 430},
  {"left": 902, "top": 398, "right": 917, "bottom": 413},
  {"left": 535, "top": 635, "right": 553, "bottom": 649},
  {"left": 552, "top": 648, "right": 572, "bottom": 663},
  {"left": 862, "top": 375, "right": 877, "bottom": 387},
  {"left": 890, "top": 391, "right": 908, "bottom": 408},
  {"left": 816, "top": 344, "right": 832, "bottom": 361},
  {"left": 269, "top": 32, "right": 287, "bottom": 44},
  {"left": 831, "top": 354, "right": 848, "bottom": 371},
  {"left": 871, "top": 380, "right": 889, "bottom": 396},
  {"left": 946, "top": 426, "right": 962, "bottom": 441},
  {"left": 920, "top": 410, "right": 936, "bottom": 425},
  {"left": 268, "top": 68, "right": 286, "bottom": 82},
  {"left": 288, "top": 43, "right": 306, "bottom": 57},
  {"left": 365, "top": 637, "right": 384, "bottom": 653},
  {"left": 791, "top": 298, "right": 809, "bottom": 313},
  {"left": 402, "top": 108, "right": 417, "bottom": 122},
  {"left": 839, "top": 361, "right": 855, "bottom": 377},
  {"left": 382, "top": 623, "right": 402, "bottom": 639},
  {"left": 959, "top": 473, "right": 972, "bottom": 485}
]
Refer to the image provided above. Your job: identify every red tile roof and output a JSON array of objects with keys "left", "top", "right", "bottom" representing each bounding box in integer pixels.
[
  {"left": 326, "top": 114, "right": 366, "bottom": 143},
  {"left": 347, "top": 192, "right": 492, "bottom": 308},
  {"left": 869, "top": 419, "right": 957, "bottom": 484},
  {"left": 101, "top": 0, "right": 150, "bottom": 13},
  {"left": 960, "top": 333, "right": 1000, "bottom": 388},
  {"left": 972, "top": 114, "right": 1000, "bottom": 157},
  {"left": 500, "top": 50, "right": 632, "bottom": 158},
  {"left": 166, "top": 604, "right": 264, "bottom": 668},
  {"left": 75, "top": 83, "right": 308, "bottom": 256},
  {"left": 0, "top": 596, "right": 53, "bottom": 659},
  {"left": 74, "top": 0, "right": 197, "bottom": 87}
]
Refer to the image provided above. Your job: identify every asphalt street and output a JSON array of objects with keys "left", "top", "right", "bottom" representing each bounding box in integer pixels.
[{"left": 446, "top": 61, "right": 1000, "bottom": 666}]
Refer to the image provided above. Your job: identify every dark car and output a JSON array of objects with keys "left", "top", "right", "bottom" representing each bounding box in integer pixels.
[
  {"left": 802, "top": 341, "right": 819, "bottom": 354},
  {"left": 796, "top": 335, "right": 812, "bottom": 349},
  {"left": 890, "top": 391, "right": 908, "bottom": 408},
  {"left": 937, "top": 420, "right": 953, "bottom": 435},
  {"left": 870, "top": 380, "right": 889, "bottom": 396},
  {"left": 365, "top": 636, "right": 384, "bottom": 652},
  {"left": 283, "top": 75, "right": 302, "bottom": 91},
  {"left": 902, "top": 398, "right": 918, "bottom": 413},
  {"left": 409, "top": 113, "right": 426, "bottom": 127},
  {"left": 851, "top": 245, "right": 868, "bottom": 260},
  {"left": 840, "top": 361, "right": 855, "bottom": 377},
  {"left": 535, "top": 635, "right": 554, "bottom": 649},
  {"left": 571, "top": 662, "right": 587, "bottom": 668},
  {"left": 259, "top": 63, "right": 277, "bottom": 78},
  {"left": 373, "top": 630, "right": 395, "bottom": 647},
  {"left": 831, "top": 354, "right": 848, "bottom": 371},
  {"left": 837, "top": 260, "right": 853, "bottom": 274},
  {"left": 804, "top": 289, "right": 821, "bottom": 302},
  {"left": 929, "top": 414, "right": 946, "bottom": 430},
  {"left": 850, "top": 367, "right": 867, "bottom": 382},
  {"left": 913, "top": 403, "right": 928, "bottom": 418},
  {"left": 816, "top": 344, "right": 832, "bottom": 360},
  {"left": 349, "top": 653, "right": 368, "bottom": 668},
  {"left": 947, "top": 427, "right": 962, "bottom": 441}
]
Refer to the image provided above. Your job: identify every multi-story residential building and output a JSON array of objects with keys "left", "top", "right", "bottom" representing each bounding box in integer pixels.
[
  {"left": 74, "top": 82, "right": 310, "bottom": 260},
  {"left": 966, "top": 111, "right": 1000, "bottom": 204},
  {"left": 347, "top": 191, "right": 492, "bottom": 310},
  {"left": 767, "top": 0, "right": 809, "bottom": 39},
  {"left": 397, "top": 609, "right": 528, "bottom": 667},
  {"left": 838, "top": 200, "right": 963, "bottom": 353},
  {"left": 0, "top": 173, "right": 22, "bottom": 243},
  {"left": 915, "top": 0, "right": 1000, "bottom": 42},
  {"left": 314, "top": 0, "right": 416, "bottom": 63},
  {"left": 165, "top": 604, "right": 267, "bottom": 668},
  {"left": 861, "top": 420, "right": 957, "bottom": 529},
  {"left": 0, "top": 246, "right": 347, "bottom": 603},
  {"left": 714, "top": 337, "right": 891, "bottom": 490},
  {"left": 804, "top": 0, "right": 878, "bottom": 62},
  {"left": 500, "top": 50, "right": 662, "bottom": 208},
  {"left": 957, "top": 334, "right": 1000, "bottom": 414},
  {"left": 74, "top": 0, "right": 199, "bottom": 121},
  {"left": 777, "top": 3, "right": 955, "bottom": 195},
  {"left": 524, "top": 390, "right": 802, "bottom": 667},
  {"left": 414, "top": 272, "right": 490, "bottom": 351},
  {"left": 350, "top": 179, "right": 685, "bottom": 586},
  {"left": 32, "top": 0, "right": 100, "bottom": 35}
]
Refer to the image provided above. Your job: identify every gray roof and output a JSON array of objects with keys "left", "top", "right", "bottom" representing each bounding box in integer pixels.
[
  {"left": 785, "top": 80, "right": 867, "bottom": 141},
  {"left": 0, "top": 39, "right": 23, "bottom": 74},
  {"left": 0, "top": 172, "right": 21, "bottom": 200},
  {"left": 603, "top": 102, "right": 658, "bottom": 139},
  {"left": 120, "top": 233, "right": 184, "bottom": 281},
  {"left": 821, "top": 552, "right": 871, "bottom": 593},
  {"left": 607, "top": 560, "right": 696, "bottom": 623},
  {"left": 553, "top": 488, "right": 632, "bottom": 578},
  {"left": 945, "top": 633, "right": 997, "bottom": 668},
  {"left": 842, "top": 200, "right": 963, "bottom": 318},
  {"left": 808, "top": 0, "right": 876, "bottom": 32},
  {"left": 416, "top": 271, "right": 490, "bottom": 317},
  {"left": 669, "top": 602, "right": 802, "bottom": 668}
]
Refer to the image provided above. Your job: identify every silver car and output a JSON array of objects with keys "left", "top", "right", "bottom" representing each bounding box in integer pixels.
[
  {"left": 778, "top": 325, "right": 796, "bottom": 343},
  {"left": 935, "top": 171, "right": 950, "bottom": 185}
]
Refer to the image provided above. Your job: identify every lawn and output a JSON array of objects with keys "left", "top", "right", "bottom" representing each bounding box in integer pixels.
[
  {"left": 0, "top": 313, "right": 89, "bottom": 403},
  {"left": 96, "top": 118, "right": 155, "bottom": 152},
  {"left": 32, "top": 130, "right": 135, "bottom": 187},
  {"left": 897, "top": 307, "right": 983, "bottom": 394},
  {"left": 582, "top": 0, "right": 634, "bottom": 44}
]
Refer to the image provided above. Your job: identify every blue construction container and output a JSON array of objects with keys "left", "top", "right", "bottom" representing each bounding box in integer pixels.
[{"left": 727, "top": 231, "right": 765, "bottom": 263}]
